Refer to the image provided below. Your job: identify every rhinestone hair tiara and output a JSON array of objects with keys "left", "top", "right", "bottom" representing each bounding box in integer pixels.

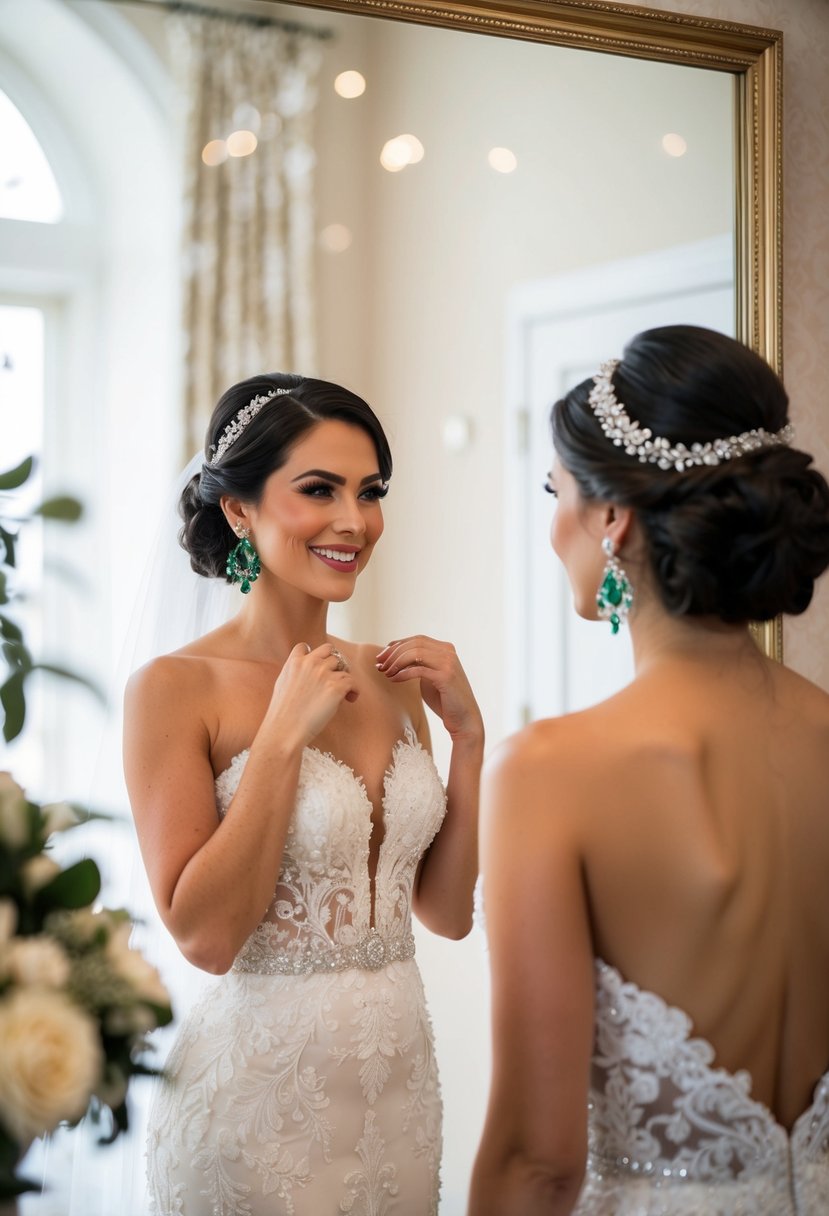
[
  {"left": 209, "top": 387, "right": 293, "bottom": 464},
  {"left": 588, "top": 359, "right": 794, "bottom": 472}
]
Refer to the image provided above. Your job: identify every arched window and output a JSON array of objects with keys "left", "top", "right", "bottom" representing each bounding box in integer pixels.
[
  {"left": 2, "top": 2, "right": 179, "bottom": 1210},
  {"left": 0, "top": 3, "right": 178, "bottom": 807},
  {"left": 0, "top": 87, "right": 63, "bottom": 222}
]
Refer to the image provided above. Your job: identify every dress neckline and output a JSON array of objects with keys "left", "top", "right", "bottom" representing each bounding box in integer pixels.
[
  {"left": 213, "top": 724, "right": 422, "bottom": 789},
  {"left": 595, "top": 956, "right": 829, "bottom": 1139}
]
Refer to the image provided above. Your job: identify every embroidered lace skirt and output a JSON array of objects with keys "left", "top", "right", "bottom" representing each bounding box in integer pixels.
[{"left": 145, "top": 960, "right": 442, "bottom": 1216}]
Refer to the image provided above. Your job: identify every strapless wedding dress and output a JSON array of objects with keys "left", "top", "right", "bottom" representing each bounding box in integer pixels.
[
  {"left": 575, "top": 959, "right": 829, "bottom": 1214},
  {"left": 146, "top": 730, "right": 447, "bottom": 1216}
]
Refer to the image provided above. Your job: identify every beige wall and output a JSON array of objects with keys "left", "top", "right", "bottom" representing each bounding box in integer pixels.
[
  {"left": 312, "top": 12, "right": 734, "bottom": 758},
  {"left": 309, "top": 17, "right": 735, "bottom": 1206},
  {"left": 636, "top": 0, "right": 829, "bottom": 687}
]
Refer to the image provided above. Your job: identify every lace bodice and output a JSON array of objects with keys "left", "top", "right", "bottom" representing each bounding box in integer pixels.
[
  {"left": 146, "top": 728, "right": 446, "bottom": 1215},
  {"left": 577, "top": 959, "right": 829, "bottom": 1214},
  {"left": 214, "top": 729, "right": 447, "bottom": 974}
]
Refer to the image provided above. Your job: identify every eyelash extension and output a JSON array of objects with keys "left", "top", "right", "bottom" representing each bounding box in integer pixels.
[
  {"left": 297, "top": 480, "right": 390, "bottom": 500},
  {"left": 297, "top": 480, "right": 335, "bottom": 497},
  {"left": 544, "top": 481, "right": 558, "bottom": 498}
]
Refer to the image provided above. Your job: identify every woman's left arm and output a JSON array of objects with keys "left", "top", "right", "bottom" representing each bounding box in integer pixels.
[
  {"left": 376, "top": 635, "right": 484, "bottom": 939},
  {"left": 468, "top": 725, "right": 595, "bottom": 1216}
]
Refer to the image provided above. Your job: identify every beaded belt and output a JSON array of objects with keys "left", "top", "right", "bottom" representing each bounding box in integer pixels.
[
  {"left": 589, "top": 1153, "right": 695, "bottom": 1184},
  {"left": 232, "top": 928, "right": 416, "bottom": 976}
]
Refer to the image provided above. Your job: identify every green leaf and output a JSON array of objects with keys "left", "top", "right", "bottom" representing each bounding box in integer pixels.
[
  {"left": 33, "top": 495, "right": 83, "bottom": 522},
  {"left": 32, "top": 663, "right": 106, "bottom": 704},
  {"left": 0, "top": 614, "right": 22, "bottom": 642},
  {"left": 0, "top": 671, "right": 26, "bottom": 742},
  {"left": 0, "top": 525, "right": 16, "bottom": 568},
  {"left": 36, "top": 857, "right": 101, "bottom": 911},
  {"left": 2, "top": 640, "right": 32, "bottom": 673},
  {"left": 0, "top": 456, "right": 34, "bottom": 491}
]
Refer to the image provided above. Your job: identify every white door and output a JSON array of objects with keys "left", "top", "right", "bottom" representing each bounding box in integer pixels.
[{"left": 503, "top": 235, "right": 734, "bottom": 732}]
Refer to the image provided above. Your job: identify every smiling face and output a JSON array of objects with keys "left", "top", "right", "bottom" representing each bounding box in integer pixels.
[{"left": 231, "top": 419, "right": 387, "bottom": 602}]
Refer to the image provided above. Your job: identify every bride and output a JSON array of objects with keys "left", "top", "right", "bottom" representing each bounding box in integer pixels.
[
  {"left": 123, "top": 373, "right": 483, "bottom": 1215},
  {"left": 469, "top": 325, "right": 829, "bottom": 1215}
]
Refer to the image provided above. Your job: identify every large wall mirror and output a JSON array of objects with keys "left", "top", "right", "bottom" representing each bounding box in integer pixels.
[{"left": 1, "top": 0, "right": 781, "bottom": 1211}]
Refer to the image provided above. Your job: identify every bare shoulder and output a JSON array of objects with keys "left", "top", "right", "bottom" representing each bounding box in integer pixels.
[
  {"left": 123, "top": 651, "right": 219, "bottom": 760},
  {"left": 125, "top": 650, "right": 214, "bottom": 712},
  {"left": 482, "top": 713, "right": 600, "bottom": 840},
  {"left": 772, "top": 658, "right": 829, "bottom": 719},
  {"left": 486, "top": 709, "right": 609, "bottom": 786}
]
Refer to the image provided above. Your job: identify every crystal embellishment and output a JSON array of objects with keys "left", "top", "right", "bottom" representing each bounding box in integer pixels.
[
  {"left": 231, "top": 928, "right": 416, "bottom": 976},
  {"left": 588, "top": 359, "right": 794, "bottom": 472},
  {"left": 209, "top": 387, "right": 294, "bottom": 464}
]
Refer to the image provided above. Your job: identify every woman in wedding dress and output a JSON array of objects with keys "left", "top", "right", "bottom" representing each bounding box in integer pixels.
[
  {"left": 123, "top": 374, "right": 483, "bottom": 1216},
  {"left": 469, "top": 325, "right": 829, "bottom": 1215}
]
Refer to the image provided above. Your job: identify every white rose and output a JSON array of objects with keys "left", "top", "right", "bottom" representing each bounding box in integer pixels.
[
  {"left": 41, "top": 801, "right": 79, "bottom": 835},
  {"left": 0, "top": 988, "right": 103, "bottom": 1142},
  {"left": 7, "top": 936, "right": 71, "bottom": 989},
  {"left": 105, "top": 922, "right": 170, "bottom": 1007},
  {"left": 20, "top": 855, "right": 61, "bottom": 896},
  {"left": 0, "top": 772, "right": 29, "bottom": 849}
]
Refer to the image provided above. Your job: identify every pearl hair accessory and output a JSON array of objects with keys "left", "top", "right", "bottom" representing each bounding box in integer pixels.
[
  {"left": 588, "top": 359, "right": 794, "bottom": 472},
  {"left": 209, "top": 387, "right": 293, "bottom": 464}
]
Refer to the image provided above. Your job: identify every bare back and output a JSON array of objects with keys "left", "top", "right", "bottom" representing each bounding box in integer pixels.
[{"left": 564, "top": 654, "right": 829, "bottom": 1129}]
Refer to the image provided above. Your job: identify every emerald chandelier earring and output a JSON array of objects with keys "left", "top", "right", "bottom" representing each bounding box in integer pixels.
[
  {"left": 596, "top": 537, "right": 633, "bottom": 635},
  {"left": 227, "top": 522, "right": 261, "bottom": 594}
]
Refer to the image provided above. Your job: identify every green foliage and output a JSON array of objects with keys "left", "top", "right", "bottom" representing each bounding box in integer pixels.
[
  {"left": 0, "top": 455, "right": 102, "bottom": 742},
  {"left": 0, "top": 780, "right": 173, "bottom": 1193},
  {"left": 0, "top": 457, "right": 173, "bottom": 1195}
]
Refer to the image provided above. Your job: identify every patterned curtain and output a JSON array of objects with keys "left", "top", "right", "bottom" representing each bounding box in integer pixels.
[{"left": 170, "top": 11, "right": 322, "bottom": 455}]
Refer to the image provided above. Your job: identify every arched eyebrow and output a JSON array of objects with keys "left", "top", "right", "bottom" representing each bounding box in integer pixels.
[{"left": 291, "top": 468, "right": 383, "bottom": 487}]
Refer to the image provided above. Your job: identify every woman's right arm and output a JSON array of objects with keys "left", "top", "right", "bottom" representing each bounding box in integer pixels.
[{"left": 123, "top": 643, "right": 356, "bottom": 974}]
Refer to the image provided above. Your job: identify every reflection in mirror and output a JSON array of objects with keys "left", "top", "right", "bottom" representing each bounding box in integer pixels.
[{"left": 0, "top": 0, "right": 739, "bottom": 1211}]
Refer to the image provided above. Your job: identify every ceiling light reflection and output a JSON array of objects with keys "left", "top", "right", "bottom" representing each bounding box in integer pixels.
[
  {"left": 335, "top": 70, "right": 366, "bottom": 99},
  {"left": 380, "top": 134, "right": 425, "bottom": 173},
  {"left": 226, "top": 130, "right": 258, "bottom": 158},
  {"left": 488, "top": 147, "right": 517, "bottom": 174},
  {"left": 202, "top": 139, "right": 228, "bottom": 167},
  {"left": 662, "top": 133, "right": 687, "bottom": 157}
]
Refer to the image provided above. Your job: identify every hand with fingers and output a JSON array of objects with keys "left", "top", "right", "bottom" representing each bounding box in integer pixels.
[
  {"left": 376, "top": 635, "right": 483, "bottom": 744},
  {"left": 265, "top": 641, "right": 359, "bottom": 747}
]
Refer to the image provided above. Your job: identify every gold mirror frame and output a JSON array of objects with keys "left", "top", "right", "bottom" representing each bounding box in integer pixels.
[{"left": 274, "top": 0, "right": 784, "bottom": 660}]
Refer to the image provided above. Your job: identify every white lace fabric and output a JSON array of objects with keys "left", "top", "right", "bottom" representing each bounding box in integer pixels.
[
  {"left": 575, "top": 960, "right": 829, "bottom": 1215},
  {"left": 146, "top": 731, "right": 447, "bottom": 1216}
]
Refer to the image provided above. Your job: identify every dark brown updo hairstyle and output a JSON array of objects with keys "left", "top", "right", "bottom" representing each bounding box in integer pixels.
[
  {"left": 551, "top": 325, "right": 829, "bottom": 622},
  {"left": 179, "top": 373, "right": 392, "bottom": 579}
]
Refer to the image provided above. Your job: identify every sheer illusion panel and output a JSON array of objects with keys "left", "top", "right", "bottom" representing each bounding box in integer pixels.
[
  {"left": 574, "top": 960, "right": 829, "bottom": 1216},
  {"left": 216, "top": 731, "right": 447, "bottom": 977}
]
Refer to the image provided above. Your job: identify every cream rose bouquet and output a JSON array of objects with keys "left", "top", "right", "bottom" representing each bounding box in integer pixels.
[{"left": 0, "top": 772, "right": 172, "bottom": 1201}]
